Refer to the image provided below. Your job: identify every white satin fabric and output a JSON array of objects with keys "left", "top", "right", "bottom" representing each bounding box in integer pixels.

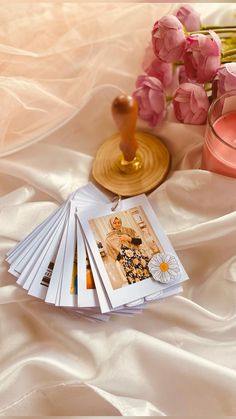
[{"left": 0, "top": 3, "right": 236, "bottom": 416}]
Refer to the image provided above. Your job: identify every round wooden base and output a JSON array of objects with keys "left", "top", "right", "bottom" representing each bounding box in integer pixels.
[{"left": 92, "top": 131, "right": 170, "bottom": 196}]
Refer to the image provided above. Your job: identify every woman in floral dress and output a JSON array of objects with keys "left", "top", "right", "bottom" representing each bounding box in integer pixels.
[{"left": 105, "top": 217, "right": 150, "bottom": 285}]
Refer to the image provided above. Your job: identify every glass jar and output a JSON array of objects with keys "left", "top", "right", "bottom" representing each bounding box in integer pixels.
[{"left": 201, "top": 90, "right": 236, "bottom": 178}]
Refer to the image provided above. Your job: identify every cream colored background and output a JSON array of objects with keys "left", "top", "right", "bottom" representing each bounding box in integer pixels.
[{"left": 0, "top": 2, "right": 236, "bottom": 416}]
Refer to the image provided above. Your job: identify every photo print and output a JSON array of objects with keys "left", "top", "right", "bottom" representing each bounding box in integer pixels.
[
  {"left": 79, "top": 194, "right": 189, "bottom": 308},
  {"left": 86, "top": 256, "right": 95, "bottom": 289},
  {"left": 70, "top": 247, "right": 78, "bottom": 295},
  {"left": 75, "top": 215, "right": 99, "bottom": 308},
  {"left": 88, "top": 205, "right": 162, "bottom": 290}
]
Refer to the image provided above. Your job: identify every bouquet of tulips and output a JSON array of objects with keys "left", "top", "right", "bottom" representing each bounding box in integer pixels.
[{"left": 132, "top": 4, "right": 236, "bottom": 126}]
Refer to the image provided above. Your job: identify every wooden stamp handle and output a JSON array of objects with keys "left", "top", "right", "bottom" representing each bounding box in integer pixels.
[{"left": 112, "top": 95, "right": 139, "bottom": 161}]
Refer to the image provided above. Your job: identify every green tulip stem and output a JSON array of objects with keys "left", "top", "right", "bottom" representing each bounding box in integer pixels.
[
  {"left": 204, "top": 86, "right": 212, "bottom": 92},
  {"left": 190, "top": 29, "right": 236, "bottom": 35},
  {"left": 201, "top": 25, "right": 236, "bottom": 30},
  {"left": 222, "top": 48, "right": 236, "bottom": 58},
  {"left": 221, "top": 58, "right": 236, "bottom": 63},
  {"left": 173, "top": 61, "right": 184, "bottom": 69}
]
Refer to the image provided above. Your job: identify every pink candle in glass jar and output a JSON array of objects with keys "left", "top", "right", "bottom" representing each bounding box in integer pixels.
[{"left": 201, "top": 92, "right": 236, "bottom": 178}]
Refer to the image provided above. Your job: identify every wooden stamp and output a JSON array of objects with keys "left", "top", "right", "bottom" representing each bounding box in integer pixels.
[{"left": 92, "top": 95, "right": 170, "bottom": 196}]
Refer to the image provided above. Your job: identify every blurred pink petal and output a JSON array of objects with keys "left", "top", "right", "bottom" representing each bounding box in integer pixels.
[
  {"left": 214, "top": 63, "right": 236, "bottom": 96},
  {"left": 184, "top": 32, "right": 221, "bottom": 83},
  {"left": 173, "top": 82, "right": 209, "bottom": 124},
  {"left": 133, "top": 75, "right": 166, "bottom": 127},
  {"left": 152, "top": 15, "right": 186, "bottom": 63},
  {"left": 175, "top": 4, "right": 201, "bottom": 32}
]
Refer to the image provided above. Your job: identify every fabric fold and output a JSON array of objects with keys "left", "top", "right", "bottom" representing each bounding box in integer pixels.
[{"left": 0, "top": 2, "right": 236, "bottom": 416}]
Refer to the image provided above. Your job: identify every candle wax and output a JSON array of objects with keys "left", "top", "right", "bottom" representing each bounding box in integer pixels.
[
  {"left": 214, "top": 112, "right": 236, "bottom": 146},
  {"left": 202, "top": 111, "right": 236, "bottom": 178}
]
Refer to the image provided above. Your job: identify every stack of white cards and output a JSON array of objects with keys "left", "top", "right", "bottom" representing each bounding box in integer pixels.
[{"left": 6, "top": 183, "right": 189, "bottom": 321}]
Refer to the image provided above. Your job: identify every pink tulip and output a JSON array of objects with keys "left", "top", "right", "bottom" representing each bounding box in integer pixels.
[
  {"left": 175, "top": 4, "right": 201, "bottom": 32},
  {"left": 152, "top": 15, "right": 186, "bottom": 63},
  {"left": 214, "top": 63, "right": 236, "bottom": 96},
  {"left": 143, "top": 45, "right": 173, "bottom": 87},
  {"left": 133, "top": 75, "right": 166, "bottom": 127},
  {"left": 173, "top": 83, "right": 209, "bottom": 124},
  {"left": 183, "top": 30, "right": 221, "bottom": 83}
]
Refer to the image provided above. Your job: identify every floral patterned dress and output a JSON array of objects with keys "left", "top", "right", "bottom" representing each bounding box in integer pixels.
[
  {"left": 106, "top": 226, "right": 151, "bottom": 285},
  {"left": 117, "top": 244, "right": 150, "bottom": 284}
]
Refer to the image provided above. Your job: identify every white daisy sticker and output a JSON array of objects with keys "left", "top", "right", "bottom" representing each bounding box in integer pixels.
[{"left": 148, "top": 253, "right": 180, "bottom": 284}]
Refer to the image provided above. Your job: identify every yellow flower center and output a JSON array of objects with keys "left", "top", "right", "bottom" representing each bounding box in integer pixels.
[{"left": 160, "top": 262, "right": 169, "bottom": 272}]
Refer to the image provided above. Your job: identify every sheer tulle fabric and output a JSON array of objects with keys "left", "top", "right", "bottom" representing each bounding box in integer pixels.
[{"left": 0, "top": 3, "right": 236, "bottom": 416}]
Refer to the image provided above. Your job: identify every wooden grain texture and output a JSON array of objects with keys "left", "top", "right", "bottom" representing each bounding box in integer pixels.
[
  {"left": 111, "top": 95, "right": 139, "bottom": 162},
  {"left": 92, "top": 131, "right": 170, "bottom": 196}
]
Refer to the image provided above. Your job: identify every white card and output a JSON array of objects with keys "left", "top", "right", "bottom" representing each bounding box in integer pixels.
[
  {"left": 58, "top": 202, "right": 77, "bottom": 307},
  {"left": 76, "top": 217, "right": 99, "bottom": 308},
  {"left": 45, "top": 216, "right": 69, "bottom": 305},
  {"left": 10, "top": 202, "right": 68, "bottom": 281},
  {"left": 8, "top": 183, "right": 109, "bottom": 280},
  {"left": 23, "top": 211, "right": 69, "bottom": 292},
  {"left": 7, "top": 203, "right": 66, "bottom": 267},
  {"left": 27, "top": 212, "right": 70, "bottom": 300},
  {"left": 85, "top": 242, "right": 113, "bottom": 313},
  {"left": 79, "top": 194, "right": 189, "bottom": 309},
  {"left": 6, "top": 182, "right": 108, "bottom": 263},
  {"left": 15, "top": 204, "right": 68, "bottom": 287},
  {"left": 58, "top": 190, "right": 110, "bottom": 307},
  {"left": 44, "top": 185, "right": 109, "bottom": 306}
]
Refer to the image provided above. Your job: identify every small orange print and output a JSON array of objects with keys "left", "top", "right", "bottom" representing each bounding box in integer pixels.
[
  {"left": 86, "top": 269, "right": 95, "bottom": 289},
  {"left": 159, "top": 262, "right": 169, "bottom": 272}
]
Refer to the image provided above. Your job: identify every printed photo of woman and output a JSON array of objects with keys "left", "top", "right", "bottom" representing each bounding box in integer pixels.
[
  {"left": 106, "top": 216, "right": 150, "bottom": 285},
  {"left": 88, "top": 206, "right": 162, "bottom": 290}
]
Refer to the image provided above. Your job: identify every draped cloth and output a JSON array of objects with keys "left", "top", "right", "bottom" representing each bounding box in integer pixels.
[
  {"left": 0, "top": 2, "right": 236, "bottom": 416},
  {"left": 106, "top": 221, "right": 140, "bottom": 261}
]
